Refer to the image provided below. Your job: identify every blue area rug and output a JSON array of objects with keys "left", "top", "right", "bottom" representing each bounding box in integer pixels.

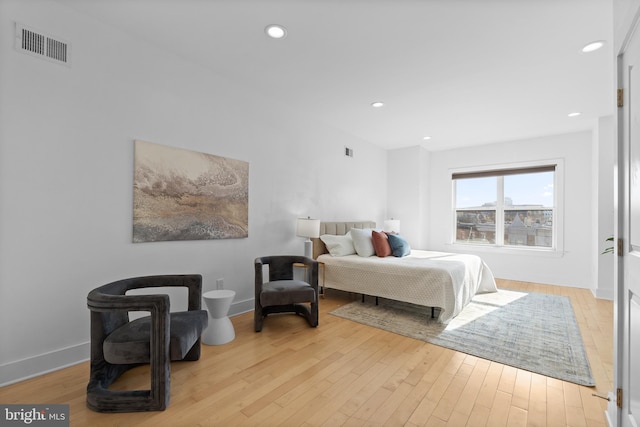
[{"left": 330, "top": 289, "right": 595, "bottom": 386}]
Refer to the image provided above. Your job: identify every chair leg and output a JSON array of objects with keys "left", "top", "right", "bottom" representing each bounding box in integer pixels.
[
  {"left": 86, "top": 361, "right": 169, "bottom": 412},
  {"left": 310, "top": 302, "right": 318, "bottom": 327},
  {"left": 292, "top": 303, "right": 318, "bottom": 328},
  {"left": 183, "top": 338, "right": 202, "bottom": 361},
  {"left": 254, "top": 309, "right": 263, "bottom": 332}
]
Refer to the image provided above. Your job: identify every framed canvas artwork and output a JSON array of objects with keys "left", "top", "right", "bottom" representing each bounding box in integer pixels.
[{"left": 133, "top": 140, "right": 249, "bottom": 242}]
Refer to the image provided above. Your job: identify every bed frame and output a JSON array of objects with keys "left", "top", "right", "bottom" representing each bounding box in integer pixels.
[
  {"left": 311, "top": 220, "right": 376, "bottom": 259},
  {"left": 311, "top": 220, "right": 408, "bottom": 304},
  {"left": 311, "top": 220, "right": 489, "bottom": 321},
  {"left": 311, "top": 220, "right": 380, "bottom": 305}
]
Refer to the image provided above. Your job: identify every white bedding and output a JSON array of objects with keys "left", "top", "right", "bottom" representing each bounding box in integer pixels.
[{"left": 318, "top": 250, "right": 497, "bottom": 323}]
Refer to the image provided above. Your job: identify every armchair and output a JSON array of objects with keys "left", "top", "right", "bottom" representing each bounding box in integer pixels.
[
  {"left": 86, "top": 274, "right": 208, "bottom": 412},
  {"left": 254, "top": 255, "right": 319, "bottom": 332}
]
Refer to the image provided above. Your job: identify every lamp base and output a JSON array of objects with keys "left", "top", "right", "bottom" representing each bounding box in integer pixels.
[{"left": 304, "top": 239, "right": 313, "bottom": 259}]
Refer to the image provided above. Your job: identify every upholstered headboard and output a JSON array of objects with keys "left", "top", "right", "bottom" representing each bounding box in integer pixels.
[{"left": 311, "top": 221, "right": 376, "bottom": 259}]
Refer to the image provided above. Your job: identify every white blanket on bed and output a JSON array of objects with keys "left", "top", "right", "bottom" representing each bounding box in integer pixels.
[{"left": 318, "top": 250, "right": 498, "bottom": 323}]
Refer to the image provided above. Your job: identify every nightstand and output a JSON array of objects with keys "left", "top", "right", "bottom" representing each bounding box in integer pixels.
[{"left": 293, "top": 261, "right": 325, "bottom": 298}]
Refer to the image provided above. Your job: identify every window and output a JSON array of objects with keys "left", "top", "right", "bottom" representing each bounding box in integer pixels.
[{"left": 453, "top": 164, "right": 556, "bottom": 249}]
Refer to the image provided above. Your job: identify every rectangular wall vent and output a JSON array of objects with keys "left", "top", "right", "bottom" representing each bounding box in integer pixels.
[
  {"left": 15, "top": 23, "right": 71, "bottom": 66},
  {"left": 345, "top": 147, "right": 354, "bottom": 157}
]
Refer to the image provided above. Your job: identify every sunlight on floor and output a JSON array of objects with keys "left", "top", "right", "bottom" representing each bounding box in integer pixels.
[{"left": 445, "top": 289, "right": 528, "bottom": 330}]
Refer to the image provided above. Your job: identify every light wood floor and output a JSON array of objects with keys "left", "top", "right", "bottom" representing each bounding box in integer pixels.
[{"left": 0, "top": 279, "right": 613, "bottom": 427}]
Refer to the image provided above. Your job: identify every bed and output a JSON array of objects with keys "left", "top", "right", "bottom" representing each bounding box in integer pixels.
[{"left": 311, "top": 221, "right": 498, "bottom": 323}]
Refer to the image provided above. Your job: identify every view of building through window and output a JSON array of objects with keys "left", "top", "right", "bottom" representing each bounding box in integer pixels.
[{"left": 454, "top": 168, "right": 555, "bottom": 248}]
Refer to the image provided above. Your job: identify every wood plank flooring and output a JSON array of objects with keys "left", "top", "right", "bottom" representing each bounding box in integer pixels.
[{"left": 0, "top": 279, "right": 613, "bottom": 426}]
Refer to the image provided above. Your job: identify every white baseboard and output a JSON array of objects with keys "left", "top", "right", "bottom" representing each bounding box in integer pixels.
[
  {"left": 605, "top": 391, "right": 617, "bottom": 427},
  {"left": 0, "top": 342, "right": 89, "bottom": 387},
  {"left": 594, "top": 287, "right": 614, "bottom": 301},
  {"left": 605, "top": 410, "right": 614, "bottom": 427},
  {"left": 229, "top": 298, "right": 254, "bottom": 316}
]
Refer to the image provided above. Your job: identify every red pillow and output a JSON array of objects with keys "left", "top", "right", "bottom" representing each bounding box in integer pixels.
[{"left": 371, "top": 230, "right": 392, "bottom": 257}]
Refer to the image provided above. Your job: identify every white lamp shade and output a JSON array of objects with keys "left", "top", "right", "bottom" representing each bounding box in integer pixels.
[
  {"left": 296, "top": 218, "right": 320, "bottom": 238},
  {"left": 383, "top": 219, "right": 400, "bottom": 233}
]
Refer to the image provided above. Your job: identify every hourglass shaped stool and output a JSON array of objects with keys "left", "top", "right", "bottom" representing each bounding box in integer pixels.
[{"left": 202, "top": 289, "right": 236, "bottom": 345}]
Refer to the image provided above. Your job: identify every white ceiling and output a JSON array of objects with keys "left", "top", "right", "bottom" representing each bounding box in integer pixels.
[{"left": 55, "top": 0, "right": 614, "bottom": 151}]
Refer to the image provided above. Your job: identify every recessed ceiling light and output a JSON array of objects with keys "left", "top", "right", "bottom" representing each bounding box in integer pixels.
[
  {"left": 371, "top": 102, "right": 384, "bottom": 108},
  {"left": 423, "top": 136, "right": 432, "bottom": 140},
  {"left": 265, "top": 24, "right": 287, "bottom": 39},
  {"left": 568, "top": 112, "right": 581, "bottom": 117},
  {"left": 582, "top": 40, "right": 606, "bottom": 53}
]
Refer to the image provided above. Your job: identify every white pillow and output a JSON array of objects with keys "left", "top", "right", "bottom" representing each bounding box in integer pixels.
[
  {"left": 320, "top": 233, "right": 356, "bottom": 257},
  {"left": 349, "top": 228, "right": 375, "bottom": 257}
]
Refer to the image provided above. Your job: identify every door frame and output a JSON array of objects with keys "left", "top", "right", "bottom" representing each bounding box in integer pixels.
[{"left": 613, "top": 10, "right": 640, "bottom": 427}]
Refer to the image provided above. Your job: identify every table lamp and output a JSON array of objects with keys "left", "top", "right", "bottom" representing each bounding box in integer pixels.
[
  {"left": 296, "top": 217, "right": 320, "bottom": 258},
  {"left": 383, "top": 218, "right": 400, "bottom": 233}
]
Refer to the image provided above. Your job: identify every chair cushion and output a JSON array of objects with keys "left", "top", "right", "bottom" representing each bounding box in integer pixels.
[
  {"left": 103, "top": 310, "right": 208, "bottom": 365},
  {"left": 260, "top": 280, "right": 316, "bottom": 306}
]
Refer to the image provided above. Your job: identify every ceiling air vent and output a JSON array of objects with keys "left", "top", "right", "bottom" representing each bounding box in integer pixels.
[{"left": 15, "top": 23, "right": 71, "bottom": 66}]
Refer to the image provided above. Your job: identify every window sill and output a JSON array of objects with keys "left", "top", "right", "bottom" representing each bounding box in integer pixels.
[{"left": 445, "top": 243, "right": 565, "bottom": 258}]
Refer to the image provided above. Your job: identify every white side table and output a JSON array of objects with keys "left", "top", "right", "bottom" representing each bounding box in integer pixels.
[{"left": 202, "top": 289, "right": 236, "bottom": 345}]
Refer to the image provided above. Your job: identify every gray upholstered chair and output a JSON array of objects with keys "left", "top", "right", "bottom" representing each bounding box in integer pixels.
[
  {"left": 86, "top": 275, "right": 208, "bottom": 412},
  {"left": 254, "top": 255, "right": 319, "bottom": 332}
]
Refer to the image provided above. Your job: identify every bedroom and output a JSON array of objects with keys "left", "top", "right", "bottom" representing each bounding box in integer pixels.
[{"left": 0, "top": 0, "right": 623, "bottom": 424}]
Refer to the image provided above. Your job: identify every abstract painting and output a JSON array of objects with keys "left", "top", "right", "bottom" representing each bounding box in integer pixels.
[{"left": 133, "top": 140, "right": 248, "bottom": 242}]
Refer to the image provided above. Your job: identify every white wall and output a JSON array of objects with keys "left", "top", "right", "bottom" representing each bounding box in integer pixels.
[
  {"left": 387, "top": 146, "right": 430, "bottom": 249},
  {"left": 0, "top": 0, "right": 387, "bottom": 385},
  {"left": 593, "top": 116, "right": 615, "bottom": 299},
  {"left": 613, "top": 0, "right": 640, "bottom": 53},
  {"left": 426, "top": 132, "right": 594, "bottom": 288}
]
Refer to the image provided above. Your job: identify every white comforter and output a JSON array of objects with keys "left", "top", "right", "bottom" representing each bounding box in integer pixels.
[{"left": 318, "top": 250, "right": 498, "bottom": 323}]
